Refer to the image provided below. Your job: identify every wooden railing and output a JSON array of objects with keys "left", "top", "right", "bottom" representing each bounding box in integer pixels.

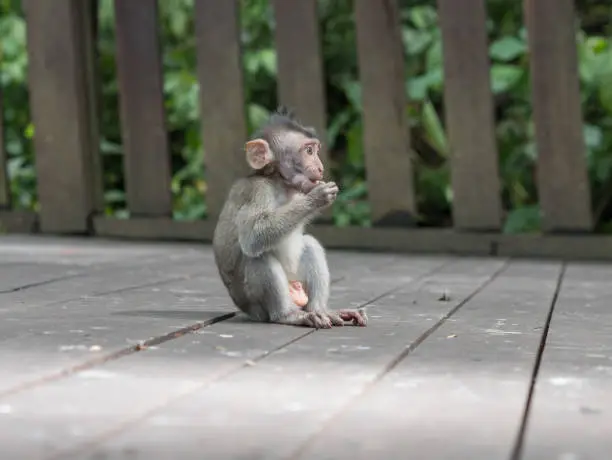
[{"left": 0, "top": 0, "right": 609, "bottom": 259}]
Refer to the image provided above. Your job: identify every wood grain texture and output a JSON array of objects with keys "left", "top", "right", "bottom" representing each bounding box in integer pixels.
[
  {"left": 77, "top": 0, "right": 104, "bottom": 213},
  {"left": 522, "top": 263, "right": 612, "bottom": 459},
  {"left": 0, "top": 85, "right": 10, "bottom": 208},
  {"left": 41, "top": 257, "right": 452, "bottom": 458},
  {"left": 0, "top": 235, "right": 611, "bottom": 457},
  {"left": 23, "top": 0, "right": 101, "bottom": 233},
  {"left": 194, "top": 0, "right": 249, "bottom": 220},
  {"left": 354, "top": 0, "right": 416, "bottom": 225},
  {"left": 294, "top": 260, "right": 561, "bottom": 459},
  {"left": 113, "top": 0, "right": 172, "bottom": 216},
  {"left": 438, "top": 0, "right": 502, "bottom": 230},
  {"left": 524, "top": 0, "right": 592, "bottom": 232},
  {"left": 271, "top": 0, "right": 328, "bottom": 164}
]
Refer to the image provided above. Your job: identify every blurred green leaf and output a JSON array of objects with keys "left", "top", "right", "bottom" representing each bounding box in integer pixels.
[
  {"left": 489, "top": 36, "right": 526, "bottom": 62},
  {"left": 503, "top": 205, "right": 541, "bottom": 233},
  {"left": 491, "top": 64, "right": 523, "bottom": 93}
]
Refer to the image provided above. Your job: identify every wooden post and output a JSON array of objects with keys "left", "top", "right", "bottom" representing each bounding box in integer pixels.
[
  {"left": 0, "top": 85, "right": 9, "bottom": 209},
  {"left": 438, "top": 0, "right": 502, "bottom": 230},
  {"left": 271, "top": 0, "right": 327, "bottom": 162},
  {"left": 194, "top": 0, "right": 249, "bottom": 220},
  {"left": 355, "top": 0, "right": 416, "bottom": 226},
  {"left": 524, "top": 0, "right": 592, "bottom": 232},
  {"left": 23, "top": 0, "right": 102, "bottom": 233},
  {"left": 114, "top": 0, "right": 173, "bottom": 217}
]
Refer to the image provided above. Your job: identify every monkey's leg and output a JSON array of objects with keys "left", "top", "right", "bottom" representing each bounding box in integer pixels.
[
  {"left": 298, "top": 235, "right": 367, "bottom": 327},
  {"left": 244, "top": 255, "right": 333, "bottom": 328}
]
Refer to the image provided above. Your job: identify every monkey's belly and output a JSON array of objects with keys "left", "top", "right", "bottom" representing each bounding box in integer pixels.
[{"left": 273, "top": 228, "right": 304, "bottom": 280}]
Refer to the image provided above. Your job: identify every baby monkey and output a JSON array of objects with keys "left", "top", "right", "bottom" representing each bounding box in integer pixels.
[{"left": 212, "top": 107, "right": 367, "bottom": 328}]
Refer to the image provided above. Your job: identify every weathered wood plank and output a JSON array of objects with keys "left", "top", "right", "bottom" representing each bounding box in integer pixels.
[
  {"left": 294, "top": 260, "right": 560, "bottom": 459},
  {"left": 0, "top": 85, "right": 10, "bottom": 208},
  {"left": 0, "top": 234, "right": 204, "bottom": 265},
  {"left": 0, "top": 275, "right": 230, "bottom": 396},
  {"left": 52, "top": 258, "right": 501, "bottom": 459},
  {"left": 0, "top": 256, "right": 451, "bottom": 458},
  {"left": 522, "top": 263, "right": 612, "bottom": 459},
  {"left": 77, "top": 0, "right": 105, "bottom": 214},
  {"left": 354, "top": 0, "right": 416, "bottom": 225},
  {"left": 0, "top": 238, "right": 401, "bottom": 392},
  {"left": 0, "top": 263, "right": 83, "bottom": 294},
  {"left": 0, "top": 249, "right": 211, "bottom": 316},
  {"left": 113, "top": 0, "right": 173, "bottom": 216},
  {"left": 194, "top": 0, "right": 249, "bottom": 220},
  {"left": 271, "top": 0, "right": 327, "bottom": 163},
  {"left": 524, "top": 0, "right": 592, "bottom": 232},
  {"left": 23, "top": 0, "right": 101, "bottom": 233},
  {"left": 438, "top": 0, "right": 502, "bottom": 230},
  {"left": 0, "top": 241, "right": 396, "bottom": 320}
]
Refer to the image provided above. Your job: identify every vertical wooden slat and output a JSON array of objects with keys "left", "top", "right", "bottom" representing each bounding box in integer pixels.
[
  {"left": 23, "top": 0, "right": 101, "bottom": 233},
  {"left": 354, "top": 0, "right": 416, "bottom": 226},
  {"left": 194, "top": 0, "right": 248, "bottom": 220},
  {"left": 0, "top": 86, "right": 10, "bottom": 209},
  {"left": 114, "top": 0, "right": 172, "bottom": 217},
  {"left": 525, "top": 0, "right": 592, "bottom": 232},
  {"left": 271, "top": 0, "right": 328, "bottom": 164},
  {"left": 438, "top": 0, "right": 502, "bottom": 231},
  {"left": 79, "top": 0, "right": 104, "bottom": 214}
]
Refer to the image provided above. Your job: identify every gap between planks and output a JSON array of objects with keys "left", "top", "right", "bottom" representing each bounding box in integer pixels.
[
  {"left": 41, "top": 258, "right": 456, "bottom": 459},
  {"left": 510, "top": 262, "right": 566, "bottom": 460},
  {"left": 0, "top": 272, "right": 86, "bottom": 294},
  {"left": 0, "top": 253, "right": 405, "bottom": 399},
  {"left": 285, "top": 259, "right": 512, "bottom": 460}
]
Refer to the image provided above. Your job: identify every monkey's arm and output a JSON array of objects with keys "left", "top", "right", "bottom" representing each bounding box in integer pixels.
[{"left": 236, "top": 185, "right": 315, "bottom": 257}]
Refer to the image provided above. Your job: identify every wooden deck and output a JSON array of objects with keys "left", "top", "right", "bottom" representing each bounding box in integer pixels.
[{"left": 0, "top": 235, "right": 610, "bottom": 460}]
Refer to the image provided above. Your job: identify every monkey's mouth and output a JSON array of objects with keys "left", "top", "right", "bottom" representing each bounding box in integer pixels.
[{"left": 301, "top": 178, "right": 321, "bottom": 193}]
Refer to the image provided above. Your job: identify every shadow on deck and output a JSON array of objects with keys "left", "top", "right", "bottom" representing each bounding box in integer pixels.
[{"left": 0, "top": 235, "right": 610, "bottom": 460}]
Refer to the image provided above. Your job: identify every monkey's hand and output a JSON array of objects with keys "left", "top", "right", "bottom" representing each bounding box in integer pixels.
[{"left": 306, "top": 181, "right": 339, "bottom": 209}]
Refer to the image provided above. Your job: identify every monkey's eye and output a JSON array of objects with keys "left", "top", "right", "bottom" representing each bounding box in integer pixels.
[{"left": 305, "top": 145, "right": 314, "bottom": 155}]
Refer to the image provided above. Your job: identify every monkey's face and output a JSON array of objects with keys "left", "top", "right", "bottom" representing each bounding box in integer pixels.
[{"left": 245, "top": 131, "right": 325, "bottom": 194}]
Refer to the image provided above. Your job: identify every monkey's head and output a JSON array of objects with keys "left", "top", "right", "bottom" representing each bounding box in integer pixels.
[{"left": 245, "top": 107, "right": 324, "bottom": 194}]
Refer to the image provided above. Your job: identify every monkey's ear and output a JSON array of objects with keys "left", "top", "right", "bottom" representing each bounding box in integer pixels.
[{"left": 245, "top": 139, "right": 273, "bottom": 170}]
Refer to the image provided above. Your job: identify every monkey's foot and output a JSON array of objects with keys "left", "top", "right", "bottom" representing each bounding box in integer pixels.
[
  {"left": 336, "top": 308, "right": 368, "bottom": 327},
  {"left": 289, "top": 281, "right": 309, "bottom": 308},
  {"left": 278, "top": 310, "right": 332, "bottom": 329}
]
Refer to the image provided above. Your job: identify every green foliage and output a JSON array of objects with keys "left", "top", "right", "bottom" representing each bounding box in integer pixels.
[
  {"left": 2, "top": 0, "right": 612, "bottom": 233},
  {"left": 0, "top": 0, "right": 35, "bottom": 210}
]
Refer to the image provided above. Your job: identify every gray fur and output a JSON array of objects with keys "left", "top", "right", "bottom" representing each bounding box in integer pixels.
[{"left": 212, "top": 109, "right": 367, "bottom": 328}]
